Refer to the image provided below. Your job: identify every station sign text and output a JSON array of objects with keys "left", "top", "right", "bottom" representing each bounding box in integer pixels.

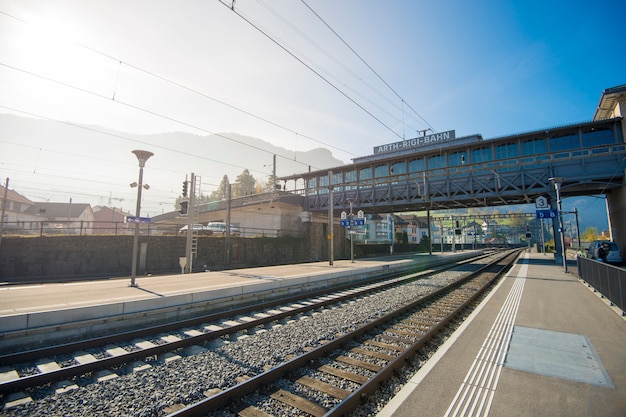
[{"left": 374, "top": 130, "right": 456, "bottom": 155}]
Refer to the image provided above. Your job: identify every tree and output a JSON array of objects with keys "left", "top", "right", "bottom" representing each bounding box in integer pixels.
[
  {"left": 209, "top": 175, "right": 230, "bottom": 200},
  {"left": 581, "top": 227, "right": 599, "bottom": 242},
  {"left": 264, "top": 173, "right": 279, "bottom": 192},
  {"left": 232, "top": 169, "right": 256, "bottom": 198}
]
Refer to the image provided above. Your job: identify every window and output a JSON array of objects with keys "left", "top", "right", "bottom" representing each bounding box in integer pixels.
[
  {"left": 305, "top": 177, "right": 318, "bottom": 194},
  {"left": 582, "top": 127, "right": 616, "bottom": 147},
  {"left": 549, "top": 132, "right": 579, "bottom": 152},
  {"left": 344, "top": 169, "right": 357, "bottom": 190},
  {"left": 522, "top": 138, "right": 547, "bottom": 156},
  {"left": 409, "top": 158, "right": 425, "bottom": 172},
  {"left": 471, "top": 147, "right": 492, "bottom": 163},
  {"left": 359, "top": 167, "right": 373, "bottom": 181},
  {"left": 318, "top": 175, "right": 329, "bottom": 194},
  {"left": 391, "top": 161, "right": 406, "bottom": 175},
  {"left": 374, "top": 164, "right": 389, "bottom": 178},
  {"left": 448, "top": 151, "right": 466, "bottom": 166},
  {"left": 332, "top": 172, "right": 343, "bottom": 191},
  {"left": 495, "top": 143, "right": 518, "bottom": 159},
  {"left": 427, "top": 154, "right": 446, "bottom": 170}
]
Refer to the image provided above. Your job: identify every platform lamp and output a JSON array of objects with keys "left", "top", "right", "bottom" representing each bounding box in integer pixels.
[
  {"left": 549, "top": 177, "right": 567, "bottom": 273},
  {"left": 130, "top": 150, "right": 153, "bottom": 287}
]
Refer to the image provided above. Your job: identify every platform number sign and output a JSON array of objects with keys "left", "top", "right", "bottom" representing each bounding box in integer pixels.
[
  {"left": 535, "top": 196, "right": 557, "bottom": 219},
  {"left": 536, "top": 209, "right": 558, "bottom": 219},
  {"left": 535, "top": 196, "right": 549, "bottom": 209}
]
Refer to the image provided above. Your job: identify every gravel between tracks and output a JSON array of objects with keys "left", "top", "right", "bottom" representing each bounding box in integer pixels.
[{"left": 1, "top": 270, "right": 467, "bottom": 417}]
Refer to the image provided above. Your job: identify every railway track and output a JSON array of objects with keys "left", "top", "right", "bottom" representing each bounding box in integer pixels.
[
  {"left": 0, "top": 250, "right": 518, "bottom": 415},
  {"left": 169, "top": 249, "right": 520, "bottom": 417}
]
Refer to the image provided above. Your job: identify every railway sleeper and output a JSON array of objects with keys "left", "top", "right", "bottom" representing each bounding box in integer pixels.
[{"left": 271, "top": 389, "right": 328, "bottom": 417}]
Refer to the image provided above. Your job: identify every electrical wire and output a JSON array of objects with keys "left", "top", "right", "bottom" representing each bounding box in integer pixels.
[
  {"left": 0, "top": 105, "right": 265, "bottom": 175},
  {"left": 218, "top": 0, "right": 404, "bottom": 140},
  {"left": 0, "top": 9, "right": 358, "bottom": 159},
  {"left": 0, "top": 62, "right": 332, "bottom": 177},
  {"left": 255, "top": 0, "right": 413, "bottom": 131},
  {"left": 299, "top": 0, "right": 436, "bottom": 133}
]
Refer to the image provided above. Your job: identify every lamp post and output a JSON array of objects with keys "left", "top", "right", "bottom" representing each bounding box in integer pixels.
[
  {"left": 549, "top": 177, "right": 567, "bottom": 273},
  {"left": 130, "top": 150, "right": 153, "bottom": 287}
]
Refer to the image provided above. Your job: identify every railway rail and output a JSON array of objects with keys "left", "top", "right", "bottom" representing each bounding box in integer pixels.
[
  {"left": 168, "top": 249, "right": 520, "bottom": 417},
  {"left": 0, "top": 249, "right": 520, "bottom": 415}
]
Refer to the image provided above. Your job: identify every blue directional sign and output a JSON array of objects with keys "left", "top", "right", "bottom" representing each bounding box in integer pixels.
[
  {"left": 341, "top": 219, "right": 366, "bottom": 227},
  {"left": 535, "top": 209, "right": 558, "bottom": 219},
  {"left": 126, "top": 216, "right": 151, "bottom": 224}
]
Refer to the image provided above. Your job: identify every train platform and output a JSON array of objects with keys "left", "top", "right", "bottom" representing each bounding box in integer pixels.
[
  {"left": 0, "top": 251, "right": 476, "bottom": 352},
  {"left": 378, "top": 251, "right": 626, "bottom": 417}
]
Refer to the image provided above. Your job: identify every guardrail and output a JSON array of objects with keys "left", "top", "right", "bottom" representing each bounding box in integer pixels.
[{"left": 577, "top": 256, "right": 626, "bottom": 315}]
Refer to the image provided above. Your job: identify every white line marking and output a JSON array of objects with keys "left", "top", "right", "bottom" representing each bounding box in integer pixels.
[{"left": 444, "top": 255, "right": 527, "bottom": 417}]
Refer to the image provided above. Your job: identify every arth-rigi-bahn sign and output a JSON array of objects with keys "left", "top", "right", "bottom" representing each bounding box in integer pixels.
[{"left": 374, "top": 129, "right": 456, "bottom": 155}]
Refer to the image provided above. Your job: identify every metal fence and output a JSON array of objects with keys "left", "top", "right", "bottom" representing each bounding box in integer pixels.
[
  {"left": 577, "top": 256, "right": 626, "bottom": 315},
  {"left": 0, "top": 220, "right": 301, "bottom": 238}
]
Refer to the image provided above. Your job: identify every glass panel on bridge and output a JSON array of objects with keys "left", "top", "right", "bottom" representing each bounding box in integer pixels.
[
  {"left": 582, "top": 126, "right": 617, "bottom": 147},
  {"left": 549, "top": 132, "right": 579, "bottom": 151}
]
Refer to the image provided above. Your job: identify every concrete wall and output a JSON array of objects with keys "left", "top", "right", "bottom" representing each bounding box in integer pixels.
[
  {"left": 0, "top": 224, "right": 348, "bottom": 280},
  {"left": 608, "top": 185, "right": 626, "bottom": 253},
  {"left": 0, "top": 235, "right": 305, "bottom": 280}
]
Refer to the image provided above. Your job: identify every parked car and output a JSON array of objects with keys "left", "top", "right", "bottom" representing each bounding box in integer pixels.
[
  {"left": 178, "top": 224, "right": 208, "bottom": 234},
  {"left": 587, "top": 240, "right": 623, "bottom": 264},
  {"left": 206, "top": 222, "right": 240, "bottom": 236}
]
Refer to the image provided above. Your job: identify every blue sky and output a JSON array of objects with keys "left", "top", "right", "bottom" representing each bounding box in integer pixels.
[{"left": 0, "top": 0, "right": 624, "bottom": 222}]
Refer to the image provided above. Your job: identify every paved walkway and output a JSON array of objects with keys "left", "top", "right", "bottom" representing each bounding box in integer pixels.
[{"left": 378, "top": 252, "right": 626, "bottom": 417}]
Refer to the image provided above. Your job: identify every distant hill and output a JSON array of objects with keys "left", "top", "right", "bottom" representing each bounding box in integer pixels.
[
  {"left": 0, "top": 113, "right": 344, "bottom": 211},
  {"left": 0, "top": 113, "right": 344, "bottom": 178}
]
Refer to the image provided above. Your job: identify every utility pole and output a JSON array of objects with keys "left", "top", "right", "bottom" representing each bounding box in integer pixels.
[
  {"left": 184, "top": 173, "right": 196, "bottom": 273},
  {"left": 273, "top": 154, "right": 277, "bottom": 191},
  {"left": 427, "top": 209, "right": 432, "bottom": 255},
  {"left": 574, "top": 207, "right": 581, "bottom": 248},
  {"left": 328, "top": 170, "right": 334, "bottom": 266},
  {"left": 348, "top": 199, "right": 354, "bottom": 263},
  {"left": 440, "top": 218, "right": 444, "bottom": 253},
  {"left": 225, "top": 182, "right": 231, "bottom": 265},
  {"left": 0, "top": 177, "right": 8, "bottom": 250}
]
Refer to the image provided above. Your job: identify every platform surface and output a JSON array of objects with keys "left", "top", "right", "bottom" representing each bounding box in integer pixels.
[
  {"left": 0, "top": 253, "right": 456, "bottom": 316},
  {"left": 378, "top": 252, "right": 626, "bottom": 417}
]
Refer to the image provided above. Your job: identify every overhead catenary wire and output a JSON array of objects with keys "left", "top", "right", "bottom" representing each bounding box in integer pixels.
[
  {"left": 218, "top": 0, "right": 405, "bottom": 141},
  {"left": 0, "top": 3, "right": 439, "bottom": 212},
  {"left": 299, "top": 0, "right": 435, "bottom": 133},
  {"left": 0, "top": 105, "right": 265, "bottom": 176},
  {"left": 255, "top": 0, "right": 414, "bottom": 131},
  {"left": 0, "top": 9, "right": 358, "bottom": 159},
  {"left": 0, "top": 61, "right": 334, "bottom": 177}
]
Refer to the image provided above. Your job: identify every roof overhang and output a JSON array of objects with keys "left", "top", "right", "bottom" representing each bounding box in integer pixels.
[{"left": 594, "top": 84, "right": 626, "bottom": 120}]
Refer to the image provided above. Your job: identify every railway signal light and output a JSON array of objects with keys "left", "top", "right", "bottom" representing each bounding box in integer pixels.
[
  {"left": 179, "top": 201, "right": 188, "bottom": 215},
  {"left": 182, "top": 181, "right": 188, "bottom": 197}
]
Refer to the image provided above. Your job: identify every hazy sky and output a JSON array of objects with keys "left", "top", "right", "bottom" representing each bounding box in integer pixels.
[{"left": 0, "top": 0, "right": 624, "bottom": 218}]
